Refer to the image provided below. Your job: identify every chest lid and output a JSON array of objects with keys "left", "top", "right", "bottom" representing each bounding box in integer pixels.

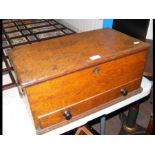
[{"left": 9, "top": 28, "right": 149, "bottom": 88}]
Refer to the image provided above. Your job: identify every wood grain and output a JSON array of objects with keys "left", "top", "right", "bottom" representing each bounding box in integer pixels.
[
  {"left": 9, "top": 28, "right": 149, "bottom": 87},
  {"left": 37, "top": 78, "right": 141, "bottom": 129},
  {"left": 25, "top": 51, "right": 146, "bottom": 129},
  {"left": 9, "top": 28, "right": 149, "bottom": 134}
]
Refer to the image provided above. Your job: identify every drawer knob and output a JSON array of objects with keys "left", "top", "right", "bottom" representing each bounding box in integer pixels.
[
  {"left": 64, "top": 111, "right": 72, "bottom": 120},
  {"left": 120, "top": 88, "right": 128, "bottom": 96}
]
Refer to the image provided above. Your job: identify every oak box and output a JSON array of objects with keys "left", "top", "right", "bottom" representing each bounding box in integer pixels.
[{"left": 9, "top": 29, "right": 149, "bottom": 134}]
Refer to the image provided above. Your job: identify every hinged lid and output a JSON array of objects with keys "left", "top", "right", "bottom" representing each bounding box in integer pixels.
[{"left": 9, "top": 28, "right": 149, "bottom": 88}]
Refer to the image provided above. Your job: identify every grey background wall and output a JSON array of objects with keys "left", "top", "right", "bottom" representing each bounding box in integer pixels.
[{"left": 56, "top": 19, "right": 103, "bottom": 33}]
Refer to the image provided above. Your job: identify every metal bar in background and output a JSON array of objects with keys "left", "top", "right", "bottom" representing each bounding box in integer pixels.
[{"left": 100, "top": 116, "right": 106, "bottom": 135}]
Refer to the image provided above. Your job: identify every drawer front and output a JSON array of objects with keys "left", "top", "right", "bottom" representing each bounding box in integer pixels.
[
  {"left": 25, "top": 51, "right": 146, "bottom": 129},
  {"left": 36, "top": 78, "right": 141, "bottom": 131}
]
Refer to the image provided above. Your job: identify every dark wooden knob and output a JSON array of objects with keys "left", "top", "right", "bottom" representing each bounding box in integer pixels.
[
  {"left": 120, "top": 88, "right": 128, "bottom": 96},
  {"left": 64, "top": 111, "right": 72, "bottom": 120}
]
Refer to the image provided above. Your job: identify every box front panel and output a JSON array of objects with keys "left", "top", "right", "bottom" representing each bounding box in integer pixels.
[{"left": 25, "top": 50, "right": 146, "bottom": 129}]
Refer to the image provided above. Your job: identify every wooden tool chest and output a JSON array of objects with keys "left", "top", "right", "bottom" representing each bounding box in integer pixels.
[{"left": 9, "top": 28, "right": 149, "bottom": 134}]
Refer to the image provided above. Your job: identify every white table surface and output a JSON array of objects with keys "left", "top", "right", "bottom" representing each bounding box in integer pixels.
[{"left": 3, "top": 77, "right": 152, "bottom": 135}]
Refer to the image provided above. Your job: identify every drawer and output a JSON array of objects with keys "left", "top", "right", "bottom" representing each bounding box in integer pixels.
[
  {"left": 36, "top": 78, "right": 142, "bottom": 133},
  {"left": 26, "top": 51, "right": 146, "bottom": 130}
]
